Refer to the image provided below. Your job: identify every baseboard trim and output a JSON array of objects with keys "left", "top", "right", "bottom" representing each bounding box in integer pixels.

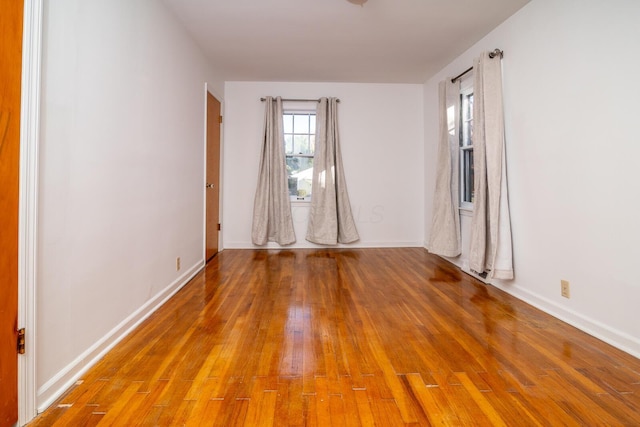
[
  {"left": 432, "top": 252, "right": 640, "bottom": 359},
  {"left": 36, "top": 260, "right": 205, "bottom": 413},
  {"left": 223, "top": 241, "right": 424, "bottom": 249},
  {"left": 490, "top": 281, "right": 640, "bottom": 359}
]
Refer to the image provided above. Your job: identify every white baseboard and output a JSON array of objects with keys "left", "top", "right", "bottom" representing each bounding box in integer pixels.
[
  {"left": 433, "top": 252, "right": 640, "bottom": 359},
  {"left": 490, "top": 281, "right": 640, "bottom": 359},
  {"left": 223, "top": 241, "right": 424, "bottom": 249},
  {"left": 36, "top": 261, "right": 205, "bottom": 413}
]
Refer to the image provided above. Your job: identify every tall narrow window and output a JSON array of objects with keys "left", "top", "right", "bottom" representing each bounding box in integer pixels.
[
  {"left": 460, "top": 82, "right": 474, "bottom": 209},
  {"left": 284, "top": 112, "right": 316, "bottom": 201}
]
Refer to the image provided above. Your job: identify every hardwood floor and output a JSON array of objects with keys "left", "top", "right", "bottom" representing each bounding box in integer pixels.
[{"left": 29, "top": 248, "right": 640, "bottom": 426}]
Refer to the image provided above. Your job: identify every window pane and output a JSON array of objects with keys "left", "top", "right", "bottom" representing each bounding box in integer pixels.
[
  {"left": 462, "top": 119, "right": 473, "bottom": 146},
  {"left": 294, "top": 135, "right": 310, "bottom": 154},
  {"left": 286, "top": 156, "right": 314, "bottom": 198},
  {"left": 286, "top": 156, "right": 314, "bottom": 177},
  {"left": 284, "top": 135, "right": 293, "bottom": 154},
  {"left": 310, "top": 115, "right": 316, "bottom": 133},
  {"left": 293, "top": 114, "right": 310, "bottom": 134},
  {"left": 461, "top": 93, "right": 474, "bottom": 147},
  {"left": 462, "top": 149, "right": 474, "bottom": 203},
  {"left": 283, "top": 114, "right": 294, "bottom": 134},
  {"left": 462, "top": 94, "right": 473, "bottom": 121},
  {"left": 467, "top": 95, "right": 474, "bottom": 145},
  {"left": 310, "top": 135, "right": 316, "bottom": 154}
]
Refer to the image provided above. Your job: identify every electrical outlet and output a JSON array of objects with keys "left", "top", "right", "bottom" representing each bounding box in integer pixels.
[
  {"left": 561, "top": 280, "right": 570, "bottom": 298},
  {"left": 176, "top": 257, "right": 181, "bottom": 271}
]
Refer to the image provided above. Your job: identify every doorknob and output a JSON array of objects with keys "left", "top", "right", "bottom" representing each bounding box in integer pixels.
[{"left": 206, "top": 183, "right": 215, "bottom": 189}]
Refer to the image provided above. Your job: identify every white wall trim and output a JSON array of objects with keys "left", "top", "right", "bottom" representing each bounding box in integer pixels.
[
  {"left": 490, "top": 281, "right": 640, "bottom": 359},
  {"left": 35, "top": 261, "right": 204, "bottom": 413},
  {"left": 18, "top": 0, "right": 43, "bottom": 424},
  {"left": 436, "top": 255, "right": 640, "bottom": 359},
  {"left": 223, "top": 241, "right": 425, "bottom": 250}
]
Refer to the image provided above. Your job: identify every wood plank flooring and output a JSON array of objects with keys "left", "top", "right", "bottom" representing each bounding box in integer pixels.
[{"left": 29, "top": 248, "right": 640, "bottom": 426}]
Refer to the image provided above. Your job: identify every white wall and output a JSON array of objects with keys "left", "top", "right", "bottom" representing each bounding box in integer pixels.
[
  {"left": 37, "top": 0, "right": 223, "bottom": 409},
  {"left": 223, "top": 82, "right": 424, "bottom": 248},
  {"left": 424, "top": 0, "right": 640, "bottom": 356}
]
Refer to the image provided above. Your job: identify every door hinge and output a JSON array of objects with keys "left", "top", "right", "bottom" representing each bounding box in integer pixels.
[
  {"left": 17, "top": 328, "right": 25, "bottom": 354},
  {"left": 217, "top": 223, "right": 221, "bottom": 231},
  {"left": 218, "top": 115, "right": 223, "bottom": 124}
]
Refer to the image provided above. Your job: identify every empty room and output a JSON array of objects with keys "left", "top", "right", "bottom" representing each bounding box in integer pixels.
[{"left": 2, "top": 0, "right": 640, "bottom": 425}]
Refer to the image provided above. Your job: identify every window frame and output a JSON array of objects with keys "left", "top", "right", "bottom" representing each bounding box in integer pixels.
[
  {"left": 283, "top": 109, "right": 316, "bottom": 203},
  {"left": 459, "top": 76, "right": 474, "bottom": 211}
]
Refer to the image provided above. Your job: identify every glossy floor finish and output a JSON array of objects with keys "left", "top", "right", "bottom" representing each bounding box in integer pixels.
[{"left": 30, "top": 249, "right": 640, "bottom": 426}]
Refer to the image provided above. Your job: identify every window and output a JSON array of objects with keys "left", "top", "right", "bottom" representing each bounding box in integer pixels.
[
  {"left": 459, "top": 79, "right": 474, "bottom": 209},
  {"left": 284, "top": 111, "right": 316, "bottom": 201}
]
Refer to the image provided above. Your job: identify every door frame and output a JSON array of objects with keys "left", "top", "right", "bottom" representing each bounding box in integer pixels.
[
  {"left": 203, "top": 84, "right": 223, "bottom": 259},
  {"left": 18, "top": 0, "right": 43, "bottom": 424}
]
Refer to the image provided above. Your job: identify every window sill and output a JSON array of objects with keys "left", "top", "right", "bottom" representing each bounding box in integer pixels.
[{"left": 291, "top": 200, "right": 311, "bottom": 206}]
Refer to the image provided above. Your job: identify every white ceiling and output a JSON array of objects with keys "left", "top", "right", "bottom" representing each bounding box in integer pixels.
[{"left": 162, "top": 0, "right": 531, "bottom": 83}]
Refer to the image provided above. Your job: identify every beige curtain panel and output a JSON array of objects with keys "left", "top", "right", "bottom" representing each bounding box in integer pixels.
[
  {"left": 251, "top": 96, "right": 296, "bottom": 246},
  {"left": 469, "top": 52, "right": 514, "bottom": 279},
  {"left": 306, "top": 97, "right": 359, "bottom": 245},
  {"left": 428, "top": 79, "right": 462, "bottom": 257}
]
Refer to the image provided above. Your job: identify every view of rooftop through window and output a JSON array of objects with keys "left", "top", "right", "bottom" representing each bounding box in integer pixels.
[{"left": 284, "top": 112, "right": 316, "bottom": 201}]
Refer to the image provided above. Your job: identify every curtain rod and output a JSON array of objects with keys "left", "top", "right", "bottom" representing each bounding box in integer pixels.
[
  {"left": 451, "top": 48, "right": 504, "bottom": 83},
  {"left": 260, "top": 97, "right": 340, "bottom": 103}
]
